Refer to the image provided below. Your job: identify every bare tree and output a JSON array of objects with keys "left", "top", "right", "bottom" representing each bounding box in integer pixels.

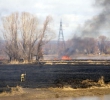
[
  {"left": 98, "top": 35, "right": 107, "bottom": 54},
  {"left": 20, "top": 12, "right": 39, "bottom": 61},
  {"left": 20, "top": 13, "right": 54, "bottom": 62},
  {"left": 64, "top": 36, "right": 97, "bottom": 56},
  {"left": 2, "top": 12, "right": 19, "bottom": 61},
  {"left": 35, "top": 16, "right": 55, "bottom": 61},
  {"left": 1, "top": 12, "right": 55, "bottom": 62},
  {"left": 83, "top": 37, "right": 96, "bottom": 54}
]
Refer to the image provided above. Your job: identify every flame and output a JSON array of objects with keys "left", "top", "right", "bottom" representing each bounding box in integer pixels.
[{"left": 62, "top": 55, "right": 71, "bottom": 60}]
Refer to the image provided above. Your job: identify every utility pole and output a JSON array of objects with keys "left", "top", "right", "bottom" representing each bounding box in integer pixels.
[{"left": 57, "top": 20, "right": 65, "bottom": 57}]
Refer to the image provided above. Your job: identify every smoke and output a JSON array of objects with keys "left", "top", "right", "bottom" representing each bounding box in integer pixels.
[
  {"left": 60, "top": 0, "right": 110, "bottom": 56},
  {"left": 80, "top": 0, "right": 110, "bottom": 37},
  {"left": 60, "top": 0, "right": 110, "bottom": 57}
]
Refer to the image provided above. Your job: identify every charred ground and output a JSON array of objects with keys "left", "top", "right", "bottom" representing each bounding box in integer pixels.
[{"left": 0, "top": 64, "right": 110, "bottom": 92}]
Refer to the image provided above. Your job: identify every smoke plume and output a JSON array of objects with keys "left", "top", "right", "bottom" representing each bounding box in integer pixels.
[
  {"left": 80, "top": 0, "right": 110, "bottom": 37},
  {"left": 63, "top": 0, "right": 110, "bottom": 57}
]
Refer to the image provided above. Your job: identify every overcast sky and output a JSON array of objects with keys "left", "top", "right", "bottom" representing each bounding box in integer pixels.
[{"left": 0, "top": 0, "right": 100, "bottom": 40}]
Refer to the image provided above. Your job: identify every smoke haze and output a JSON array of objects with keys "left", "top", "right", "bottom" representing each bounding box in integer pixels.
[
  {"left": 79, "top": 0, "right": 110, "bottom": 37},
  {"left": 63, "top": 0, "right": 110, "bottom": 57}
]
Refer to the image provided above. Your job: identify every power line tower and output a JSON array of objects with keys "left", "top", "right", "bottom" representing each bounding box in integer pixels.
[{"left": 57, "top": 20, "right": 65, "bottom": 56}]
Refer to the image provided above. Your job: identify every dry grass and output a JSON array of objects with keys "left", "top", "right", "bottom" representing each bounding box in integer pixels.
[
  {"left": 9, "top": 60, "right": 33, "bottom": 64},
  {"left": 98, "top": 76, "right": 105, "bottom": 86},
  {"left": 54, "top": 76, "right": 107, "bottom": 89},
  {"left": 0, "top": 84, "right": 110, "bottom": 100},
  {"left": 0, "top": 86, "right": 24, "bottom": 97},
  {"left": 11, "top": 86, "right": 24, "bottom": 94},
  {"left": 0, "top": 76, "right": 110, "bottom": 99}
]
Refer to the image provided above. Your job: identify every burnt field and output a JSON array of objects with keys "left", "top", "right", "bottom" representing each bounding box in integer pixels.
[{"left": 0, "top": 64, "right": 110, "bottom": 89}]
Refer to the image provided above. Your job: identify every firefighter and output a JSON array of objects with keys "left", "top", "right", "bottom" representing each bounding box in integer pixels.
[{"left": 21, "top": 73, "right": 26, "bottom": 82}]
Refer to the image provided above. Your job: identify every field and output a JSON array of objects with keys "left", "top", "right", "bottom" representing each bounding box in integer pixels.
[
  {"left": 0, "top": 64, "right": 110, "bottom": 89},
  {"left": 0, "top": 64, "right": 110, "bottom": 99}
]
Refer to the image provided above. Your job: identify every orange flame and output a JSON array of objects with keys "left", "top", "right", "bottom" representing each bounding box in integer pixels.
[{"left": 62, "top": 55, "right": 71, "bottom": 60}]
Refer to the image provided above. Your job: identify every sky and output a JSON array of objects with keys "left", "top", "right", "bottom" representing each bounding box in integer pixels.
[{"left": 0, "top": 0, "right": 101, "bottom": 40}]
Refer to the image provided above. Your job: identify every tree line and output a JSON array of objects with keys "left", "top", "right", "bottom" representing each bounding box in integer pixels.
[
  {"left": 1, "top": 12, "right": 55, "bottom": 62},
  {"left": 43, "top": 35, "right": 110, "bottom": 57},
  {"left": 63, "top": 35, "right": 110, "bottom": 56}
]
